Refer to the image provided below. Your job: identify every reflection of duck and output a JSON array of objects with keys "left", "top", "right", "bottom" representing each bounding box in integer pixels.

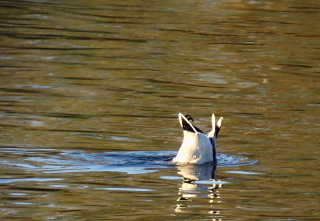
[
  {"left": 175, "top": 164, "right": 223, "bottom": 214},
  {"left": 173, "top": 113, "right": 223, "bottom": 165},
  {"left": 177, "top": 164, "right": 217, "bottom": 181}
]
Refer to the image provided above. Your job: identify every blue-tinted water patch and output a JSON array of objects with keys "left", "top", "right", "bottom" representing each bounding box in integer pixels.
[
  {"left": 1, "top": 148, "right": 257, "bottom": 176},
  {"left": 0, "top": 178, "right": 63, "bottom": 184}
]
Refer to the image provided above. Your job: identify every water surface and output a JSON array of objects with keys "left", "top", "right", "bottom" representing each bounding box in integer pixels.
[{"left": 0, "top": 0, "right": 319, "bottom": 220}]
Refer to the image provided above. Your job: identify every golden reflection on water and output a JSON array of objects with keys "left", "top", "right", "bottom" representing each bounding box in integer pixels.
[{"left": 0, "top": 0, "right": 319, "bottom": 220}]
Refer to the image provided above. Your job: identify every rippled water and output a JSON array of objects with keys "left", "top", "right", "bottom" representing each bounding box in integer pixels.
[{"left": 1, "top": 0, "right": 319, "bottom": 220}]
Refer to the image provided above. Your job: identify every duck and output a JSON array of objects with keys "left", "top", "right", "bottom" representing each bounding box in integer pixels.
[{"left": 172, "top": 113, "right": 223, "bottom": 165}]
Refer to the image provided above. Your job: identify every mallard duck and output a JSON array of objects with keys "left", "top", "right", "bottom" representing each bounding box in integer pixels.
[{"left": 172, "top": 113, "right": 223, "bottom": 165}]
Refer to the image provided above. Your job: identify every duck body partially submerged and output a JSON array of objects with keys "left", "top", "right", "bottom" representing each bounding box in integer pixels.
[{"left": 173, "top": 113, "right": 223, "bottom": 165}]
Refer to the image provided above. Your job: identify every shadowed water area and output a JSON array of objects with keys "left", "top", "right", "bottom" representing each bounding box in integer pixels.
[{"left": 0, "top": 0, "right": 319, "bottom": 220}]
